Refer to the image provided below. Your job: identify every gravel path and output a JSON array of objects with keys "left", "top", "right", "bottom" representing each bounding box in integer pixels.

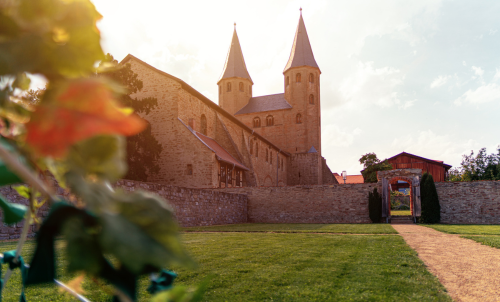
[{"left": 393, "top": 224, "right": 500, "bottom": 302}]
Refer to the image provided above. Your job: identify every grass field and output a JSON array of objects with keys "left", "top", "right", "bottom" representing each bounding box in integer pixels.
[
  {"left": 461, "top": 235, "right": 500, "bottom": 249},
  {"left": 423, "top": 224, "right": 500, "bottom": 235},
  {"left": 182, "top": 223, "right": 397, "bottom": 234},
  {"left": 391, "top": 210, "right": 411, "bottom": 216},
  {"left": 1, "top": 224, "right": 451, "bottom": 301}
]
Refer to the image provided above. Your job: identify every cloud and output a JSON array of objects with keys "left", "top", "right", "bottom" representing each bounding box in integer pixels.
[
  {"left": 430, "top": 75, "right": 449, "bottom": 88},
  {"left": 338, "top": 61, "right": 404, "bottom": 108},
  {"left": 323, "top": 124, "right": 362, "bottom": 148},
  {"left": 399, "top": 100, "right": 416, "bottom": 110},
  {"left": 489, "top": 29, "right": 498, "bottom": 35},
  {"left": 454, "top": 83, "right": 500, "bottom": 105},
  {"left": 463, "top": 61, "right": 467, "bottom": 66},
  {"left": 471, "top": 66, "right": 484, "bottom": 77}
]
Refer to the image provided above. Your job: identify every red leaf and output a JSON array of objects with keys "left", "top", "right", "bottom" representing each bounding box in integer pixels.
[{"left": 26, "top": 79, "right": 146, "bottom": 157}]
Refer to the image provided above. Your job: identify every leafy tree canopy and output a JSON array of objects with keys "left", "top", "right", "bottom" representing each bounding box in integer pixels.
[
  {"left": 448, "top": 147, "right": 500, "bottom": 181},
  {"left": 359, "top": 153, "right": 392, "bottom": 183}
]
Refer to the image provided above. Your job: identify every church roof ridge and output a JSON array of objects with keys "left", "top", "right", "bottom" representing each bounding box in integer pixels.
[
  {"left": 283, "top": 10, "right": 320, "bottom": 73},
  {"left": 235, "top": 93, "right": 292, "bottom": 115},
  {"left": 218, "top": 26, "right": 253, "bottom": 84},
  {"left": 120, "top": 54, "right": 289, "bottom": 156}
]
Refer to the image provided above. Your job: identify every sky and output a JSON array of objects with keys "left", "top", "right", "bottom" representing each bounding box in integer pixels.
[{"left": 87, "top": 0, "right": 500, "bottom": 175}]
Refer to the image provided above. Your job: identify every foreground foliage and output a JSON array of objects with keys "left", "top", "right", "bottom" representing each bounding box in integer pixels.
[
  {"left": 0, "top": 0, "right": 194, "bottom": 300},
  {"left": 2, "top": 232, "right": 452, "bottom": 302}
]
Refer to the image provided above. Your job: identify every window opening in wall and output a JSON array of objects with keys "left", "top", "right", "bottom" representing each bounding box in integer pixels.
[
  {"left": 296, "top": 113, "right": 302, "bottom": 124},
  {"left": 249, "top": 139, "right": 253, "bottom": 155},
  {"left": 256, "top": 143, "right": 259, "bottom": 157},
  {"left": 278, "top": 156, "right": 280, "bottom": 168},
  {"left": 236, "top": 170, "right": 242, "bottom": 187},
  {"left": 186, "top": 164, "right": 192, "bottom": 175},
  {"left": 253, "top": 117, "right": 261, "bottom": 128},
  {"left": 296, "top": 73, "right": 301, "bottom": 83},
  {"left": 239, "top": 82, "right": 244, "bottom": 92},
  {"left": 227, "top": 166, "right": 233, "bottom": 185},
  {"left": 265, "top": 149, "right": 268, "bottom": 162},
  {"left": 309, "top": 73, "right": 314, "bottom": 83},
  {"left": 270, "top": 151, "right": 273, "bottom": 164},
  {"left": 309, "top": 94, "right": 314, "bottom": 104},
  {"left": 227, "top": 82, "right": 231, "bottom": 92},
  {"left": 286, "top": 76, "right": 290, "bottom": 86},
  {"left": 281, "top": 158, "right": 284, "bottom": 171},
  {"left": 200, "top": 114, "right": 207, "bottom": 135},
  {"left": 266, "top": 115, "right": 274, "bottom": 126}
]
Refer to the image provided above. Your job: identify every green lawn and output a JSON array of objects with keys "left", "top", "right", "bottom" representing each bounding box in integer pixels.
[
  {"left": 0, "top": 225, "right": 451, "bottom": 301},
  {"left": 182, "top": 223, "right": 397, "bottom": 234},
  {"left": 391, "top": 210, "right": 411, "bottom": 216},
  {"left": 423, "top": 224, "right": 500, "bottom": 235},
  {"left": 461, "top": 235, "right": 500, "bottom": 249}
]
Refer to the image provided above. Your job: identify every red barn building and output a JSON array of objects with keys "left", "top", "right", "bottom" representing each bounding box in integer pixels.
[{"left": 387, "top": 152, "right": 452, "bottom": 185}]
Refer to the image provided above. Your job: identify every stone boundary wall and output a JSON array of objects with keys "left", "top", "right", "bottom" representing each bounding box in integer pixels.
[
  {"left": 216, "top": 183, "right": 376, "bottom": 223},
  {"left": 0, "top": 179, "right": 248, "bottom": 239},
  {"left": 436, "top": 180, "right": 500, "bottom": 224}
]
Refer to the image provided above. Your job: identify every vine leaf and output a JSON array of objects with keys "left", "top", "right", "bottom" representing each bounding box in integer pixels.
[
  {"left": 0, "top": 138, "right": 24, "bottom": 186},
  {"left": 0, "top": 194, "right": 27, "bottom": 225},
  {"left": 25, "top": 78, "right": 146, "bottom": 158}
]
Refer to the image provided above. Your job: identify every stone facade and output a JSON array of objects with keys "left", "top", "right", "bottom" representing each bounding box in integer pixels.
[
  {"left": 217, "top": 183, "right": 376, "bottom": 224},
  {"left": 436, "top": 180, "right": 500, "bottom": 224}
]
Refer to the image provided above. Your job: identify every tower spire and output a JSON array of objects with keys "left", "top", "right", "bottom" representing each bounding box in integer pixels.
[
  {"left": 218, "top": 25, "right": 253, "bottom": 84},
  {"left": 283, "top": 10, "right": 320, "bottom": 73}
]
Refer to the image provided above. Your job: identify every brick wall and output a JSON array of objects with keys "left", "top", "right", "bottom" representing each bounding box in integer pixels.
[
  {"left": 436, "top": 180, "right": 500, "bottom": 224},
  {"left": 0, "top": 180, "right": 248, "bottom": 239},
  {"left": 288, "top": 152, "right": 321, "bottom": 185},
  {"left": 217, "top": 183, "right": 375, "bottom": 223}
]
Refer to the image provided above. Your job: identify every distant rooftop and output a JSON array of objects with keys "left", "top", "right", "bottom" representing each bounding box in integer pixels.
[{"left": 235, "top": 93, "right": 292, "bottom": 115}]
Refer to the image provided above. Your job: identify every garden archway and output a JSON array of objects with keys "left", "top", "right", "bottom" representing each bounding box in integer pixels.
[{"left": 377, "top": 169, "right": 422, "bottom": 223}]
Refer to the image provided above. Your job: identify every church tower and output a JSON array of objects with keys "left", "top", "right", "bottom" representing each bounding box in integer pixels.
[
  {"left": 218, "top": 24, "right": 253, "bottom": 115},
  {"left": 283, "top": 9, "right": 321, "bottom": 155}
]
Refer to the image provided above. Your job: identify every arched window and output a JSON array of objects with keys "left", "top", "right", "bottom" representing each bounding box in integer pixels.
[
  {"left": 309, "top": 94, "right": 314, "bottom": 104},
  {"left": 249, "top": 85, "right": 252, "bottom": 94},
  {"left": 270, "top": 151, "right": 273, "bottom": 164},
  {"left": 286, "top": 76, "right": 290, "bottom": 86},
  {"left": 296, "top": 113, "right": 302, "bottom": 124},
  {"left": 265, "top": 149, "right": 268, "bottom": 162},
  {"left": 253, "top": 117, "right": 261, "bottom": 128},
  {"left": 227, "top": 82, "right": 231, "bottom": 92},
  {"left": 266, "top": 115, "right": 274, "bottom": 126},
  {"left": 255, "top": 143, "right": 259, "bottom": 157},
  {"left": 219, "top": 85, "right": 221, "bottom": 95},
  {"left": 249, "top": 139, "right": 253, "bottom": 155},
  {"left": 200, "top": 114, "right": 207, "bottom": 135},
  {"left": 296, "top": 73, "right": 301, "bottom": 83},
  {"left": 281, "top": 158, "right": 284, "bottom": 171},
  {"left": 239, "top": 82, "right": 244, "bottom": 91},
  {"left": 309, "top": 73, "right": 314, "bottom": 83}
]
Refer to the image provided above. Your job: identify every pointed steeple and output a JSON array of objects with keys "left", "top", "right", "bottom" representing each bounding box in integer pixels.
[
  {"left": 218, "top": 24, "right": 253, "bottom": 84},
  {"left": 283, "top": 9, "right": 320, "bottom": 73}
]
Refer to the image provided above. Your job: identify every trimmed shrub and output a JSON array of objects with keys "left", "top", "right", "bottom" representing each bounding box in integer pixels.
[
  {"left": 369, "top": 188, "right": 383, "bottom": 223},
  {"left": 420, "top": 173, "right": 441, "bottom": 223}
]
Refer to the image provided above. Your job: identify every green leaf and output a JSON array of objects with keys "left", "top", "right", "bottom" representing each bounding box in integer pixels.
[
  {"left": 0, "top": 138, "right": 24, "bottom": 186},
  {"left": 13, "top": 185, "right": 30, "bottom": 199},
  {"left": 62, "top": 216, "right": 105, "bottom": 275},
  {"left": 12, "top": 73, "right": 31, "bottom": 90},
  {"left": 67, "top": 135, "right": 127, "bottom": 182},
  {"left": 116, "top": 191, "right": 195, "bottom": 268},
  {"left": 0, "top": 194, "right": 27, "bottom": 225}
]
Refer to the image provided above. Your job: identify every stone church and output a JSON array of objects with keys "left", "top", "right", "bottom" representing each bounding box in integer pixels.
[{"left": 122, "top": 11, "right": 337, "bottom": 188}]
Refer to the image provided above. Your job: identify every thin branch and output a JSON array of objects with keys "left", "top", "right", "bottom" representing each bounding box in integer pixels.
[
  {"left": 0, "top": 143, "right": 58, "bottom": 201},
  {"left": 55, "top": 279, "right": 92, "bottom": 302}
]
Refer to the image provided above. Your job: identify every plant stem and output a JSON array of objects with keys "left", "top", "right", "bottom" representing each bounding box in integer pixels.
[
  {"left": 0, "top": 144, "right": 58, "bottom": 201},
  {"left": 1, "top": 191, "right": 33, "bottom": 288}
]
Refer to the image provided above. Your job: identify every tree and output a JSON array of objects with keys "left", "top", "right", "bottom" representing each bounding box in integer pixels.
[
  {"left": 447, "top": 147, "right": 500, "bottom": 181},
  {"left": 368, "top": 188, "right": 382, "bottom": 223},
  {"left": 420, "top": 173, "right": 440, "bottom": 223},
  {"left": 359, "top": 152, "right": 392, "bottom": 183},
  {"left": 99, "top": 54, "right": 163, "bottom": 181}
]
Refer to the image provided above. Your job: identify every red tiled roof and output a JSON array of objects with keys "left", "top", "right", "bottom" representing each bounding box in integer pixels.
[
  {"left": 334, "top": 174, "right": 364, "bottom": 184},
  {"left": 194, "top": 131, "right": 249, "bottom": 171}
]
